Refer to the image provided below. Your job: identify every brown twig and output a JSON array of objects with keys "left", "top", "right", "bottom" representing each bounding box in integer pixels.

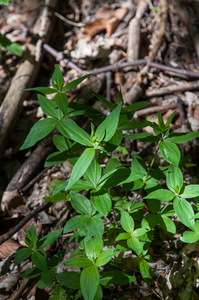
[{"left": 0, "top": 202, "right": 52, "bottom": 245}]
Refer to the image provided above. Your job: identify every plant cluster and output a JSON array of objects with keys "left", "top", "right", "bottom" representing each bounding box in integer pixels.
[{"left": 14, "top": 66, "right": 199, "bottom": 300}]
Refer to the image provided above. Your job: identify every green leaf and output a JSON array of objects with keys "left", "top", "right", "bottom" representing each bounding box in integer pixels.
[
  {"left": 159, "top": 141, "right": 180, "bottom": 167},
  {"left": 31, "top": 250, "right": 48, "bottom": 272},
  {"left": 144, "top": 189, "right": 175, "bottom": 202},
  {"left": 133, "top": 228, "right": 148, "bottom": 238},
  {"left": 58, "top": 119, "right": 92, "bottom": 146},
  {"left": 122, "top": 102, "right": 149, "bottom": 112},
  {"left": 139, "top": 260, "right": 152, "bottom": 285},
  {"left": 48, "top": 250, "right": 66, "bottom": 268},
  {"left": 71, "top": 192, "right": 92, "bottom": 216},
  {"left": 65, "top": 257, "right": 93, "bottom": 268},
  {"left": 141, "top": 214, "right": 159, "bottom": 229},
  {"left": 56, "top": 271, "right": 81, "bottom": 289},
  {"left": 86, "top": 217, "right": 104, "bottom": 237},
  {"left": 38, "top": 94, "right": 59, "bottom": 118},
  {"left": 37, "top": 228, "right": 63, "bottom": 249},
  {"left": 101, "top": 270, "right": 136, "bottom": 285},
  {"left": 93, "top": 92, "right": 115, "bottom": 110},
  {"left": 131, "top": 154, "right": 147, "bottom": 175},
  {"left": 67, "top": 148, "right": 95, "bottom": 190},
  {"left": 61, "top": 74, "right": 90, "bottom": 92},
  {"left": 20, "top": 267, "right": 41, "bottom": 278},
  {"left": 90, "top": 188, "right": 112, "bottom": 216},
  {"left": 146, "top": 199, "right": 160, "bottom": 214},
  {"left": 22, "top": 87, "right": 56, "bottom": 94},
  {"left": 105, "top": 157, "right": 120, "bottom": 173},
  {"left": 53, "top": 179, "right": 93, "bottom": 194},
  {"left": 165, "top": 132, "right": 199, "bottom": 143},
  {"left": 95, "top": 103, "right": 122, "bottom": 142},
  {"left": 53, "top": 135, "right": 70, "bottom": 151},
  {"left": 180, "top": 185, "right": 199, "bottom": 198},
  {"left": 52, "top": 65, "right": 65, "bottom": 90},
  {"left": 165, "top": 111, "right": 176, "bottom": 128},
  {"left": 68, "top": 102, "right": 101, "bottom": 117},
  {"left": 93, "top": 284, "right": 103, "bottom": 300},
  {"left": 14, "top": 248, "right": 33, "bottom": 266},
  {"left": 173, "top": 197, "right": 195, "bottom": 230},
  {"left": 85, "top": 236, "right": 103, "bottom": 260},
  {"left": 121, "top": 212, "right": 134, "bottom": 234},
  {"left": 106, "top": 130, "right": 123, "bottom": 152},
  {"left": 80, "top": 265, "right": 100, "bottom": 300},
  {"left": 158, "top": 111, "right": 165, "bottom": 131},
  {"left": 64, "top": 215, "right": 89, "bottom": 233},
  {"left": 127, "top": 237, "right": 141, "bottom": 255},
  {"left": 115, "top": 232, "right": 130, "bottom": 241},
  {"left": 84, "top": 160, "right": 102, "bottom": 188},
  {"left": 124, "top": 132, "right": 160, "bottom": 143},
  {"left": 0, "top": 1, "right": 10, "bottom": 6},
  {"left": 95, "top": 249, "right": 114, "bottom": 266},
  {"left": 118, "top": 121, "right": 149, "bottom": 131},
  {"left": 41, "top": 267, "right": 56, "bottom": 287},
  {"left": 180, "top": 231, "right": 199, "bottom": 243},
  {"left": 166, "top": 165, "right": 183, "bottom": 194},
  {"left": 54, "top": 92, "right": 68, "bottom": 117},
  {"left": 0, "top": 33, "right": 22, "bottom": 55},
  {"left": 98, "top": 167, "right": 131, "bottom": 189},
  {"left": 116, "top": 90, "right": 124, "bottom": 105},
  {"left": 20, "top": 118, "right": 57, "bottom": 150},
  {"left": 24, "top": 224, "right": 38, "bottom": 247},
  {"left": 45, "top": 151, "right": 79, "bottom": 167},
  {"left": 43, "top": 192, "right": 66, "bottom": 203},
  {"left": 159, "top": 215, "right": 176, "bottom": 234}
]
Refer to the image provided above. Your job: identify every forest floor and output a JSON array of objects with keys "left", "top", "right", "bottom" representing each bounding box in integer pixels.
[{"left": 1, "top": 0, "right": 199, "bottom": 299}]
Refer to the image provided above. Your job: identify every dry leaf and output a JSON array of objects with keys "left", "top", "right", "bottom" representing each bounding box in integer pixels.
[{"left": 0, "top": 238, "right": 20, "bottom": 259}]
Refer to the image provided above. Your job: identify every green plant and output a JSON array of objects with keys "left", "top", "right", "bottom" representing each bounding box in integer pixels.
[
  {"left": 15, "top": 65, "right": 199, "bottom": 299},
  {"left": 0, "top": 33, "right": 22, "bottom": 56}
]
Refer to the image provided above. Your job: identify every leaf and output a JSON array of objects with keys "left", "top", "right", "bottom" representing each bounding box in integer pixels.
[
  {"left": 58, "top": 118, "right": 92, "bottom": 146},
  {"left": 124, "top": 132, "right": 160, "bottom": 143},
  {"left": 71, "top": 192, "right": 92, "bottom": 216},
  {"left": 106, "top": 130, "right": 123, "bottom": 152},
  {"left": 101, "top": 270, "right": 136, "bottom": 285},
  {"left": 95, "top": 249, "right": 114, "bottom": 266},
  {"left": 121, "top": 212, "right": 134, "bottom": 234},
  {"left": 41, "top": 268, "right": 56, "bottom": 287},
  {"left": 104, "top": 157, "right": 120, "bottom": 173},
  {"left": 31, "top": 250, "right": 48, "bottom": 272},
  {"left": 52, "top": 65, "right": 65, "bottom": 90},
  {"left": 93, "top": 284, "right": 103, "bottom": 300},
  {"left": 141, "top": 214, "right": 159, "bottom": 229},
  {"left": 56, "top": 271, "right": 81, "bottom": 289},
  {"left": 64, "top": 215, "right": 89, "bottom": 233},
  {"left": 131, "top": 154, "right": 147, "bottom": 175},
  {"left": 159, "top": 215, "right": 176, "bottom": 234},
  {"left": 165, "top": 111, "right": 176, "bottom": 128},
  {"left": 43, "top": 192, "right": 66, "bottom": 203},
  {"left": 157, "top": 111, "right": 165, "bottom": 131},
  {"left": 20, "top": 118, "right": 57, "bottom": 150},
  {"left": 48, "top": 250, "right": 66, "bottom": 268},
  {"left": 54, "top": 92, "right": 68, "bottom": 117},
  {"left": 146, "top": 199, "right": 160, "bottom": 214},
  {"left": 22, "top": 87, "right": 56, "bottom": 94},
  {"left": 38, "top": 94, "right": 59, "bottom": 118},
  {"left": 37, "top": 228, "right": 63, "bottom": 249},
  {"left": 90, "top": 188, "right": 112, "bottom": 216},
  {"left": 98, "top": 167, "right": 131, "bottom": 189},
  {"left": 121, "top": 102, "right": 149, "bottom": 112},
  {"left": 95, "top": 103, "right": 122, "bottom": 142},
  {"left": 86, "top": 217, "right": 104, "bottom": 237},
  {"left": 67, "top": 148, "right": 95, "bottom": 190},
  {"left": 127, "top": 237, "right": 141, "bottom": 255},
  {"left": 80, "top": 265, "right": 100, "bottom": 300},
  {"left": 116, "top": 90, "right": 124, "bottom": 105},
  {"left": 85, "top": 236, "right": 103, "bottom": 260},
  {"left": 144, "top": 189, "right": 175, "bottom": 202},
  {"left": 53, "top": 135, "right": 70, "bottom": 152},
  {"left": 0, "top": 1, "right": 10, "bottom": 6},
  {"left": 84, "top": 160, "right": 102, "bottom": 188},
  {"left": 166, "top": 165, "right": 183, "bottom": 194},
  {"left": 139, "top": 260, "right": 152, "bottom": 285},
  {"left": 45, "top": 151, "right": 79, "bottom": 167},
  {"left": 165, "top": 132, "right": 199, "bottom": 143},
  {"left": 180, "top": 231, "right": 199, "bottom": 243},
  {"left": 133, "top": 228, "right": 148, "bottom": 238},
  {"left": 173, "top": 197, "right": 195, "bottom": 230},
  {"left": 159, "top": 141, "right": 180, "bottom": 167},
  {"left": 65, "top": 257, "right": 93, "bottom": 268},
  {"left": 180, "top": 185, "right": 199, "bottom": 198},
  {"left": 20, "top": 267, "right": 41, "bottom": 278},
  {"left": 14, "top": 248, "right": 33, "bottom": 266},
  {"left": 93, "top": 92, "right": 115, "bottom": 110},
  {"left": 115, "top": 232, "right": 130, "bottom": 241},
  {"left": 118, "top": 121, "right": 149, "bottom": 131},
  {"left": 61, "top": 74, "right": 90, "bottom": 92}
]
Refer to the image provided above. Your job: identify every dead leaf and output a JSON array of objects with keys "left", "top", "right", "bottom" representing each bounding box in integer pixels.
[{"left": 0, "top": 238, "right": 20, "bottom": 259}]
